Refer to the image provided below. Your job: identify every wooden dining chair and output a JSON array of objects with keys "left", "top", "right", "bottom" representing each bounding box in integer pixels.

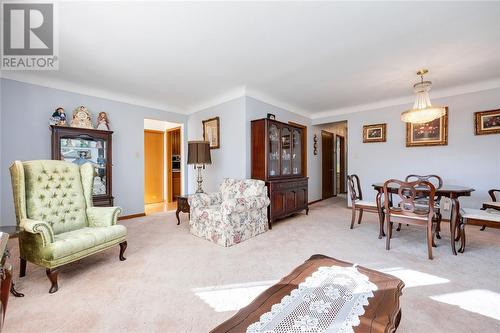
[
  {"left": 480, "top": 189, "right": 500, "bottom": 231},
  {"left": 347, "top": 174, "right": 384, "bottom": 230},
  {"left": 402, "top": 174, "right": 443, "bottom": 235},
  {"left": 383, "top": 179, "right": 438, "bottom": 260},
  {"left": 457, "top": 203, "right": 500, "bottom": 253}
]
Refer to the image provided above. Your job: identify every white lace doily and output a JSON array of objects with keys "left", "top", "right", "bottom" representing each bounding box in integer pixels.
[{"left": 246, "top": 265, "right": 377, "bottom": 333}]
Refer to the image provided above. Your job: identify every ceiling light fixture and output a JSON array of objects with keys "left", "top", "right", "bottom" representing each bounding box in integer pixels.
[{"left": 401, "top": 69, "right": 447, "bottom": 123}]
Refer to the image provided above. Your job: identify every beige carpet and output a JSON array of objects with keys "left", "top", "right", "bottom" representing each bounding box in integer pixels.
[{"left": 4, "top": 198, "right": 500, "bottom": 332}]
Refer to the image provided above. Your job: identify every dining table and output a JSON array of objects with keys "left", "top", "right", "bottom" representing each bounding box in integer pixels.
[{"left": 371, "top": 182, "right": 475, "bottom": 240}]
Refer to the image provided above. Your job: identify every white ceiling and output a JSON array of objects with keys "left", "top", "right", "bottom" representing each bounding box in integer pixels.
[{"left": 3, "top": 1, "right": 500, "bottom": 119}]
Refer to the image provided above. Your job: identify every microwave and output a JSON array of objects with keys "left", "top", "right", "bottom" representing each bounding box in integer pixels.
[{"left": 172, "top": 155, "right": 181, "bottom": 171}]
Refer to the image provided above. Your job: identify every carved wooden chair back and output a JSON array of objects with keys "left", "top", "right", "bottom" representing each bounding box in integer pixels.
[
  {"left": 405, "top": 174, "right": 443, "bottom": 190},
  {"left": 489, "top": 189, "right": 500, "bottom": 202},
  {"left": 383, "top": 179, "right": 436, "bottom": 222},
  {"left": 347, "top": 174, "right": 362, "bottom": 202}
]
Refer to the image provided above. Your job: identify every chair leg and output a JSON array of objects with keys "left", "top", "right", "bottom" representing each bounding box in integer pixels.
[
  {"left": 386, "top": 221, "right": 392, "bottom": 250},
  {"left": 427, "top": 224, "right": 433, "bottom": 260},
  {"left": 396, "top": 223, "right": 401, "bottom": 231},
  {"left": 458, "top": 224, "right": 466, "bottom": 253},
  {"left": 480, "top": 226, "right": 486, "bottom": 231},
  {"left": 350, "top": 207, "right": 356, "bottom": 229},
  {"left": 435, "top": 213, "right": 442, "bottom": 239},
  {"left": 46, "top": 268, "right": 59, "bottom": 294},
  {"left": 357, "top": 209, "right": 363, "bottom": 224},
  {"left": 20, "top": 258, "right": 27, "bottom": 277},
  {"left": 119, "top": 241, "right": 128, "bottom": 261}
]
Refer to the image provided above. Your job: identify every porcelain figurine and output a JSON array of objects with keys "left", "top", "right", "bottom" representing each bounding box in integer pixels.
[
  {"left": 50, "top": 107, "right": 67, "bottom": 126},
  {"left": 70, "top": 106, "right": 94, "bottom": 129},
  {"left": 96, "top": 112, "right": 110, "bottom": 130}
]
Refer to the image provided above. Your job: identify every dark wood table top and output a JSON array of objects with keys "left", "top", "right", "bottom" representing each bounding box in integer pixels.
[
  {"left": 372, "top": 183, "right": 475, "bottom": 197},
  {"left": 211, "top": 254, "right": 404, "bottom": 333}
]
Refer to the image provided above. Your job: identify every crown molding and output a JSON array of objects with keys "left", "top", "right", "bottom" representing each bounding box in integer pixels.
[
  {"left": 186, "top": 86, "right": 247, "bottom": 114},
  {"left": 245, "top": 87, "right": 312, "bottom": 119},
  {"left": 311, "top": 77, "right": 500, "bottom": 123},
  {"left": 0, "top": 72, "right": 186, "bottom": 114}
]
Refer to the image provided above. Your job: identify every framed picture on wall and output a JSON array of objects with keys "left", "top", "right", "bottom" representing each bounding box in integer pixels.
[
  {"left": 363, "top": 123, "right": 387, "bottom": 143},
  {"left": 474, "top": 109, "right": 500, "bottom": 135},
  {"left": 406, "top": 107, "right": 448, "bottom": 147},
  {"left": 202, "top": 116, "right": 220, "bottom": 149}
]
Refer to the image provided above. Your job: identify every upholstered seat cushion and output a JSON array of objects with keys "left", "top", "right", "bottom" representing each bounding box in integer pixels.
[
  {"left": 354, "top": 200, "right": 377, "bottom": 207},
  {"left": 483, "top": 201, "right": 500, "bottom": 208},
  {"left": 461, "top": 208, "right": 500, "bottom": 222},
  {"left": 42, "top": 225, "right": 127, "bottom": 260}
]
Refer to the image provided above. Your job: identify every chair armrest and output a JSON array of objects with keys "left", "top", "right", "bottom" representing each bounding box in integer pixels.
[
  {"left": 189, "top": 192, "right": 222, "bottom": 208},
  {"left": 86, "top": 206, "right": 122, "bottom": 227},
  {"left": 221, "top": 196, "right": 270, "bottom": 214},
  {"left": 20, "top": 218, "right": 55, "bottom": 246}
]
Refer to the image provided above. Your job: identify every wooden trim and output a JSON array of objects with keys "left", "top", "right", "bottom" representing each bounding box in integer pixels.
[
  {"left": 118, "top": 213, "right": 146, "bottom": 221},
  {"left": 308, "top": 198, "right": 323, "bottom": 205},
  {"left": 288, "top": 121, "right": 307, "bottom": 176},
  {"left": 144, "top": 129, "right": 165, "bottom": 134}
]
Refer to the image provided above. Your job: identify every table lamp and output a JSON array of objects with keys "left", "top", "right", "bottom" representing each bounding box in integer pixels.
[{"left": 187, "top": 141, "right": 212, "bottom": 193}]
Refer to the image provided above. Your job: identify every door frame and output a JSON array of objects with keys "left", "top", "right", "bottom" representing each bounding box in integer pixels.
[
  {"left": 166, "top": 126, "right": 182, "bottom": 202},
  {"left": 335, "top": 134, "right": 346, "bottom": 194},
  {"left": 321, "top": 130, "right": 335, "bottom": 199}
]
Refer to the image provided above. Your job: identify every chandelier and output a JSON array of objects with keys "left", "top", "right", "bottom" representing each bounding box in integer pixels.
[{"left": 401, "top": 69, "right": 446, "bottom": 123}]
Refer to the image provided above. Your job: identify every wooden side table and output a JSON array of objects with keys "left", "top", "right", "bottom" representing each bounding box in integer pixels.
[
  {"left": 176, "top": 195, "right": 190, "bottom": 225},
  {"left": 0, "top": 226, "right": 24, "bottom": 297}
]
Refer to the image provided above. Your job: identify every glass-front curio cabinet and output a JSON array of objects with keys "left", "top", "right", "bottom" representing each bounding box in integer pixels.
[
  {"left": 51, "top": 125, "right": 114, "bottom": 206},
  {"left": 251, "top": 118, "right": 308, "bottom": 228}
]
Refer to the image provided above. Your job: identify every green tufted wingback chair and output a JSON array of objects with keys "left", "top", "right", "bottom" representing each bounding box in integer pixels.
[{"left": 10, "top": 160, "right": 127, "bottom": 293}]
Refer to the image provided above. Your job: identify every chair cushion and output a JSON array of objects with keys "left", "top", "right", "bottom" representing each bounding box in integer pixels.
[
  {"left": 44, "top": 225, "right": 126, "bottom": 260},
  {"left": 23, "top": 160, "right": 88, "bottom": 235},
  {"left": 461, "top": 208, "right": 500, "bottom": 222},
  {"left": 483, "top": 201, "right": 500, "bottom": 209},
  {"left": 354, "top": 200, "right": 377, "bottom": 207},
  {"left": 219, "top": 178, "right": 267, "bottom": 201}
]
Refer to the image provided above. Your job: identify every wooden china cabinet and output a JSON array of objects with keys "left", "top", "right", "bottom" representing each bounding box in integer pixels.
[
  {"left": 51, "top": 125, "right": 114, "bottom": 207},
  {"left": 251, "top": 118, "right": 308, "bottom": 228}
]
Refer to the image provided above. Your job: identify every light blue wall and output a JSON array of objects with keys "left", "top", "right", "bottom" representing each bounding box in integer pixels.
[
  {"left": 0, "top": 79, "right": 188, "bottom": 225},
  {"left": 187, "top": 97, "right": 247, "bottom": 193},
  {"left": 313, "top": 87, "right": 500, "bottom": 208}
]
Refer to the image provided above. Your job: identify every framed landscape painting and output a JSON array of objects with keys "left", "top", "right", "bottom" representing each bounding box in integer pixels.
[
  {"left": 475, "top": 109, "right": 500, "bottom": 135},
  {"left": 202, "top": 116, "right": 220, "bottom": 149},
  {"left": 363, "top": 123, "right": 386, "bottom": 143},
  {"left": 406, "top": 107, "right": 448, "bottom": 147}
]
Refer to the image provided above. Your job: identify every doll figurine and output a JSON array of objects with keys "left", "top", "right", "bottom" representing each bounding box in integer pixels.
[
  {"left": 50, "top": 107, "right": 67, "bottom": 126},
  {"left": 96, "top": 112, "right": 110, "bottom": 130}
]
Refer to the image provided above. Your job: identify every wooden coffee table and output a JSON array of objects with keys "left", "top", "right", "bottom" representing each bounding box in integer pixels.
[{"left": 211, "top": 254, "right": 404, "bottom": 333}]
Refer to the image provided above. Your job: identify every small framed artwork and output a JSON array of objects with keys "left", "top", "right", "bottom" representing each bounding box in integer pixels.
[
  {"left": 363, "top": 123, "right": 387, "bottom": 143},
  {"left": 406, "top": 107, "right": 448, "bottom": 147},
  {"left": 267, "top": 113, "right": 276, "bottom": 120},
  {"left": 202, "top": 116, "right": 220, "bottom": 149},
  {"left": 474, "top": 109, "right": 500, "bottom": 135}
]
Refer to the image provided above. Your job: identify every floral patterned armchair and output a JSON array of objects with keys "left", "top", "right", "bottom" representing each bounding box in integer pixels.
[{"left": 188, "top": 178, "right": 270, "bottom": 247}]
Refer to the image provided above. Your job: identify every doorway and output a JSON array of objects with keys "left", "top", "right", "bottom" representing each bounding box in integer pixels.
[
  {"left": 335, "top": 135, "right": 346, "bottom": 194},
  {"left": 321, "top": 131, "right": 334, "bottom": 199},
  {"left": 320, "top": 121, "right": 348, "bottom": 202},
  {"left": 144, "top": 119, "right": 184, "bottom": 215}
]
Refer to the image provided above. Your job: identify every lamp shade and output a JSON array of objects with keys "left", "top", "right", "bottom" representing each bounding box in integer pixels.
[{"left": 187, "top": 141, "right": 211, "bottom": 165}]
